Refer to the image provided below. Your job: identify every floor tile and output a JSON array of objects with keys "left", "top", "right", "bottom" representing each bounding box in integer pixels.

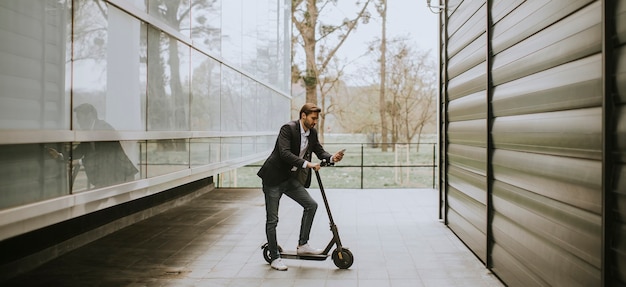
[{"left": 3, "top": 188, "right": 504, "bottom": 287}]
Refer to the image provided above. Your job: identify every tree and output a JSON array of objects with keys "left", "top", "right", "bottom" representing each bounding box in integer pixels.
[
  {"left": 339, "top": 37, "right": 436, "bottom": 148},
  {"left": 385, "top": 40, "right": 437, "bottom": 147},
  {"left": 291, "top": 0, "right": 373, "bottom": 140},
  {"left": 376, "top": 0, "right": 389, "bottom": 151}
]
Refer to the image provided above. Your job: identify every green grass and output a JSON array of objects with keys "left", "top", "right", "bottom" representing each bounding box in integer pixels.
[{"left": 217, "top": 138, "right": 438, "bottom": 189}]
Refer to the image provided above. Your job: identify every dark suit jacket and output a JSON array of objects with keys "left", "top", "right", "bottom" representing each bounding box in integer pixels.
[
  {"left": 257, "top": 120, "right": 332, "bottom": 188},
  {"left": 73, "top": 119, "right": 138, "bottom": 187}
]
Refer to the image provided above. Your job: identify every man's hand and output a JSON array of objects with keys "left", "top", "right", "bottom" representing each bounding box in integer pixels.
[
  {"left": 332, "top": 149, "right": 345, "bottom": 163},
  {"left": 46, "top": 147, "right": 64, "bottom": 160},
  {"left": 307, "top": 162, "right": 321, "bottom": 171}
]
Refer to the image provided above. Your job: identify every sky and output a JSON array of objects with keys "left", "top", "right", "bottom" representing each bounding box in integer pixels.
[{"left": 329, "top": 0, "right": 440, "bottom": 75}]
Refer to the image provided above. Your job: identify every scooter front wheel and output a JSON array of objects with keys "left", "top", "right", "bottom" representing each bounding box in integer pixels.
[
  {"left": 332, "top": 248, "right": 354, "bottom": 269},
  {"left": 262, "top": 243, "right": 283, "bottom": 263}
]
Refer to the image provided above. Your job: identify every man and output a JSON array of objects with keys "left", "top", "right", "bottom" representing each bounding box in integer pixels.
[
  {"left": 257, "top": 103, "right": 344, "bottom": 271},
  {"left": 71, "top": 103, "right": 138, "bottom": 188}
]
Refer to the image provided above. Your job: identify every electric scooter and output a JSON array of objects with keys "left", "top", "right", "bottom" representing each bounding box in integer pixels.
[{"left": 261, "top": 160, "right": 354, "bottom": 269}]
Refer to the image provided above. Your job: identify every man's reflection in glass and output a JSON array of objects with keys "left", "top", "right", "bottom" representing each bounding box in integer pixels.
[{"left": 71, "top": 103, "right": 138, "bottom": 188}]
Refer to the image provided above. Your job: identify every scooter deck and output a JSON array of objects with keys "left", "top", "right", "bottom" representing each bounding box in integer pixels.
[{"left": 280, "top": 252, "right": 329, "bottom": 261}]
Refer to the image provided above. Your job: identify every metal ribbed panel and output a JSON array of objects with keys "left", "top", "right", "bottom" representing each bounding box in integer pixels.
[
  {"left": 441, "top": 0, "right": 609, "bottom": 285},
  {"left": 493, "top": 55, "right": 602, "bottom": 117},
  {"left": 444, "top": 0, "right": 488, "bottom": 266},
  {"left": 490, "top": 0, "right": 602, "bottom": 285},
  {"left": 612, "top": 1, "right": 626, "bottom": 285},
  {"left": 492, "top": 2, "right": 601, "bottom": 85},
  {"left": 492, "top": 108, "right": 602, "bottom": 159},
  {"left": 491, "top": 0, "right": 594, "bottom": 55}
]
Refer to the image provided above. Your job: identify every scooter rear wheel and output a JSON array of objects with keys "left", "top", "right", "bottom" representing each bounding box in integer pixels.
[
  {"left": 262, "top": 244, "right": 283, "bottom": 263},
  {"left": 332, "top": 248, "right": 354, "bottom": 269}
]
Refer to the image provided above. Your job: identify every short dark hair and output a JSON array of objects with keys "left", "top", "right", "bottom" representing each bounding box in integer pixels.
[
  {"left": 74, "top": 103, "right": 98, "bottom": 117},
  {"left": 299, "top": 103, "right": 321, "bottom": 117}
]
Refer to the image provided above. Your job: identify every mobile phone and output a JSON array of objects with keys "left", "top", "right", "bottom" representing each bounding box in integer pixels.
[{"left": 338, "top": 149, "right": 346, "bottom": 154}]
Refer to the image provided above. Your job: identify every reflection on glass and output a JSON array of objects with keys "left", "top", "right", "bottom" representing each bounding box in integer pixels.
[
  {"left": 242, "top": 1, "right": 257, "bottom": 76},
  {"left": 147, "top": 0, "right": 190, "bottom": 36},
  {"left": 221, "top": 0, "right": 242, "bottom": 67},
  {"left": 72, "top": 0, "right": 108, "bottom": 127},
  {"left": 191, "top": 50, "right": 221, "bottom": 131},
  {"left": 221, "top": 137, "right": 241, "bottom": 161},
  {"left": 277, "top": 0, "right": 291, "bottom": 92},
  {"left": 69, "top": 104, "right": 139, "bottom": 191},
  {"left": 0, "top": 143, "right": 69, "bottom": 209},
  {"left": 190, "top": 138, "right": 221, "bottom": 166},
  {"left": 147, "top": 26, "right": 191, "bottom": 131},
  {"left": 241, "top": 76, "right": 256, "bottom": 132},
  {"left": 258, "top": 135, "right": 275, "bottom": 153},
  {"left": 146, "top": 139, "right": 190, "bottom": 177},
  {"left": 127, "top": 0, "right": 147, "bottom": 12},
  {"left": 221, "top": 66, "right": 242, "bottom": 131},
  {"left": 255, "top": 86, "right": 270, "bottom": 131},
  {"left": 0, "top": 0, "right": 70, "bottom": 130},
  {"left": 242, "top": 136, "right": 255, "bottom": 157},
  {"left": 73, "top": 1, "right": 145, "bottom": 130},
  {"left": 270, "top": 93, "right": 290, "bottom": 129},
  {"left": 191, "top": 0, "right": 221, "bottom": 55}
]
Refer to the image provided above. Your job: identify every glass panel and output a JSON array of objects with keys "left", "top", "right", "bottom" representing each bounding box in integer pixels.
[
  {"left": 190, "top": 138, "right": 220, "bottom": 166},
  {"left": 254, "top": 0, "right": 269, "bottom": 83},
  {"left": 139, "top": 22, "right": 148, "bottom": 129},
  {"left": 241, "top": 0, "right": 257, "bottom": 76},
  {"left": 0, "top": 0, "right": 71, "bottom": 130},
  {"left": 70, "top": 140, "right": 140, "bottom": 192},
  {"left": 147, "top": 0, "right": 190, "bottom": 37},
  {"left": 221, "top": 66, "right": 241, "bottom": 131},
  {"left": 242, "top": 136, "right": 255, "bottom": 157},
  {"left": 221, "top": 137, "right": 241, "bottom": 161},
  {"left": 127, "top": 0, "right": 147, "bottom": 12},
  {"left": 241, "top": 76, "right": 255, "bottom": 132},
  {"left": 190, "top": 0, "right": 221, "bottom": 55},
  {"left": 218, "top": 162, "right": 261, "bottom": 188},
  {"left": 73, "top": 3, "right": 145, "bottom": 131},
  {"left": 221, "top": 0, "right": 241, "bottom": 67},
  {"left": 259, "top": 135, "right": 275, "bottom": 152},
  {"left": 0, "top": 143, "right": 69, "bottom": 209},
  {"left": 270, "top": 92, "right": 290, "bottom": 129},
  {"left": 277, "top": 0, "right": 291, "bottom": 92},
  {"left": 190, "top": 50, "right": 220, "bottom": 131},
  {"left": 72, "top": 0, "right": 108, "bottom": 130},
  {"left": 256, "top": 85, "right": 270, "bottom": 131},
  {"left": 105, "top": 7, "right": 145, "bottom": 130},
  {"left": 146, "top": 139, "right": 189, "bottom": 177},
  {"left": 147, "top": 26, "right": 190, "bottom": 131}
]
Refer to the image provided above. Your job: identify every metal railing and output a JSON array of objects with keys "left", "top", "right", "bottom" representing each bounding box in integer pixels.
[{"left": 218, "top": 142, "right": 438, "bottom": 189}]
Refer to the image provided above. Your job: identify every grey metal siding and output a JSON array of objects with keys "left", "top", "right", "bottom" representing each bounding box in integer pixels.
[
  {"left": 444, "top": 0, "right": 488, "bottom": 264},
  {"left": 613, "top": 0, "right": 626, "bottom": 284},
  {"left": 440, "top": 0, "right": 617, "bottom": 285}
]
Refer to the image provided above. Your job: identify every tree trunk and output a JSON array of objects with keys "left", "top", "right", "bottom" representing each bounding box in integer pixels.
[
  {"left": 303, "top": 0, "right": 318, "bottom": 104},
  {"left": 379, "top": 0, "right": 388, "bottom": 151}
]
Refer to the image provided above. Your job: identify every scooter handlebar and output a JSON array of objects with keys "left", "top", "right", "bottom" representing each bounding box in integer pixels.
[{"left": 320, "top": 159, "right": 334, "bottom": 167}]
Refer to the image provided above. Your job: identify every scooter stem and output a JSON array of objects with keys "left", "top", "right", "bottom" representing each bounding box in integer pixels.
[
  {"left": 314, "top": 169, "right": 335, "bottom": 225},
  {"left": 315, "top": 168, "right": 344, "bottom": 254}
]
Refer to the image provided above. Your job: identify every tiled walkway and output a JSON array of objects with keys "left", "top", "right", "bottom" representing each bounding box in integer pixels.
[{"left": 5, "top": 187, "right": 504, "bottom": 286}]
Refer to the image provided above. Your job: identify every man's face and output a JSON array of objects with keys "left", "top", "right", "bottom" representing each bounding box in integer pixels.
[
  {"left": 301, "top": 112, "right": 319, "bottom": 131},
  {"left": 75, "top": 112, "right": 93, "bottom": 130}
]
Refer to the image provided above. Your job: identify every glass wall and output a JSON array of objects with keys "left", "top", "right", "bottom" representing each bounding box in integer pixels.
[{"left": 0, "top": 0, "right": 290, "bottom": 213}]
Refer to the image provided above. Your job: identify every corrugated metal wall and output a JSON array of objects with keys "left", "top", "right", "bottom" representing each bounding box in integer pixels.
[
  {"left": 444, "top": 0, "right": 489, "bottom": 265},
  {"left": 439, "top": 0, "right": 625, "bottom": 285},
  {"left": 613, "top": 1, "right": 626, "bottom": 285}
]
